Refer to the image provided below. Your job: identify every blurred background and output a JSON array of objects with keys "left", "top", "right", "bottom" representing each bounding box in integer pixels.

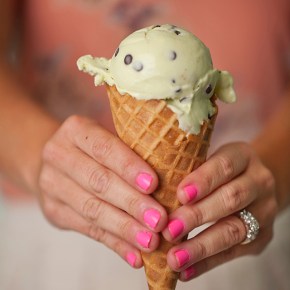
[{"left": 0, "top": 0, "right": 290, "bottom": 289}]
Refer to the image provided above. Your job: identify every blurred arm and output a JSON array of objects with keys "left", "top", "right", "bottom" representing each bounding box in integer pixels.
[
  {"left": 0, "top": 0, "right": 60, "bottom": 194},
  {"left": 252, "top": 87, "right": 290, "bottom": 211}
]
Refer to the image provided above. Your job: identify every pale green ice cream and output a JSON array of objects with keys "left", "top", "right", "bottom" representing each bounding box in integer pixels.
[{"left": 77, "top": 24, "right": 236, "bottom": 134}]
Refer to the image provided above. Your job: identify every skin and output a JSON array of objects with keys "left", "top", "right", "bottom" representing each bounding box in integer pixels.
[{"left": 1, "top": 0, "right": 290, "bottom": 282}]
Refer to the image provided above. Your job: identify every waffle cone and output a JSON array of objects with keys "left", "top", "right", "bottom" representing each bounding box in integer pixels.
[{"left": 106, "top": 85, "right": 218, "bottom": 290}]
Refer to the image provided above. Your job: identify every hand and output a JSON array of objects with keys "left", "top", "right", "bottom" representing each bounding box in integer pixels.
[
  {"left": 162, "top": 142, "right": 278, "bottom": 281},
  {"left": 38, "top": 115, "right": 168, "bottom": 268}
]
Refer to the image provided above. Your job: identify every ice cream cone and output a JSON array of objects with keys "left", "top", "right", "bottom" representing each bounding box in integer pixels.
[
  {"left": 77, "top": 23, "right": 236, "bottom": 290},
  {"left": 106, "top": 85, "right": 218, "bottom": 290}
]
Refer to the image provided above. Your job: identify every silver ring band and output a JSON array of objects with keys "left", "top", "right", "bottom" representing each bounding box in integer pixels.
[{"left": 239, "top": 209, "right": 260, "bottom": 245}]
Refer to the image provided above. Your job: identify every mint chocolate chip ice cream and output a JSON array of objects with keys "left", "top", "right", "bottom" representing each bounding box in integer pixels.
[{"left": 77, "top": 24, "right": 236, "bottom": 134}]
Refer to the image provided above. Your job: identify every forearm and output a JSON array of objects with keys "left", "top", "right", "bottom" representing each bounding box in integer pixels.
[
  {"left": 0, "top": 63, "right": 60, "bottom": 194},
  {"left": 252, "top": 87, "right": 290, "bottom": 211}
]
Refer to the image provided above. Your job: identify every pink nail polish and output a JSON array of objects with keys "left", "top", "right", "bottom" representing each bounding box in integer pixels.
[
  {"left": 184, "top": 185, "right": 198, "bottom": 202},
  {"left": 144, "top": 209, "right": 161, "bottom": 229},
  {"left": 184, "top": 266, "right": 196, "bottom": 280},
  {"left": 168, "top": 219, "right": 184, "bottom": 239},
  {"left": 126, "top": 252, "right": 137, "bottom": 267},
  {"left": 136, "top": 231, "right": 152, "bottom": 248},
  {"left": 175, "top": 249, "right": 190, "bottom": 267},
  {"left": 136, "top": 173, "right": 153, "bottom": 191}
]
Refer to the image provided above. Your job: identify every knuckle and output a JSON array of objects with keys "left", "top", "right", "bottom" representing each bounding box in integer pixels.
[
  {"left": 91, "top": 134, "right": 115, "bottom": 162},
  {"left": 87, "top": 224, "right": 106, "bottom": 242},
  {"left": 118, "top": 219, "right": 133, "bottom": 239},
  {"left": 223, "top": 220, "right": 244, "bottom": 246},
  {"left": 121, "top": 158, "right": 136, "bottom": 178},
  {"left": 189, "top": 206, "right": 204, "bottom": 226},
  {"left": 125, "top": 195, "right": 140, "bottom": 215},
  {"left": 262, "top": 198, "right": 279, "bottom": 227},
  {"left": 221, "top": 185, "right": 244, "bottom": 213},
  {"left": 260, "top": 167, "right": 276, "bottom": 192},
  {"left": 38, "top": 170, "right": 50, "bottom": 192},
  {"left": 42, "top": 200, "right": 58, "bottom": 223},
  {"left": 111, "top": 239, "right": 124, "bottom": 256},
  {"left": 217, "top": 155, "right": 235, "bottom": 180},
  {"left": 195, "top": 239, "right": 208, "bottom": 260},
  {"left": 42, "top": 141, "right": 58, "bottom": 163},
  {"left": 38, "top": 167, "right": 55, "bottom": 195},
  {"left": 63, "top": 115, "right": 84, "bottom": 131},
  {"left": 82, "top": 197, "right": 103, "bottom": 222},
  {"left": 269, "top": 198, "right": 278, "bottom": 218},
  {"left": 88, "top": 168, "right": 111, "bottom": 194},
  {"left": 202, "top": 172, "right": 214, "bottom": 193}
]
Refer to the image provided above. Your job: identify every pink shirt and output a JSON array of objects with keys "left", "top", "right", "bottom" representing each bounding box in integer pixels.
[{"left": 21, "top": 0, "right": 290, "bottom": 128}]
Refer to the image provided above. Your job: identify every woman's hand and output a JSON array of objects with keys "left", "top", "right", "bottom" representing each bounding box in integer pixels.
[
  {"left": 38, "top": 115, "right": 168, "bottom": 268},
  {"left": 162, "top": 142, "right": 278, "bottom": 281}
]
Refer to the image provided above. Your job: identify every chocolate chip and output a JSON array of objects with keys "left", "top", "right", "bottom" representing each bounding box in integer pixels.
[
  {"left": 169, "top": 51, "right": 177, "bottom": 60},
  {"left": 124, "top": 54, "right": 133, "bottom": 65},
  {"left": 114, "top": 47, "right": 119, "bottom": 57},
  {"left": 172, "top": 79, "right": 176, "bottom": 83},
  {"left": 133, "top": 61, "right": 143, "bottom": 72},
  {"left": 174, "top": 30, "right": 181, "bottom": 35},
  {"left": 175, "top": 88, "right": 182, "bottom": 93},
  {"left": 153, "top": 25, "right": 161, "bottom": 28},
  {"left": 206, "top": 84, "right": 212, "bottom": 94},
  {"left": 180, "top": 97, "right": 187, "bottom": 103}
]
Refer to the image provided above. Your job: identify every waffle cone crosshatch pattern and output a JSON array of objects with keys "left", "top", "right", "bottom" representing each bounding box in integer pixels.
[{"left": 106, "top": 85, "right": 218, "bottom": 290}]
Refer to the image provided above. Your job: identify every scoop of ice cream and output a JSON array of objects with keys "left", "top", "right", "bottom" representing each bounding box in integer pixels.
[{"left": 77, "top": 24, "right": 236, "bottom": 134}]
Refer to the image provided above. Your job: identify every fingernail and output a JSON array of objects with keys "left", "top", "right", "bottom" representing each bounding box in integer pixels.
[
  {"left": 183, "top": 184, "right": 198, "bottom": 202},
  {"left": 184, "top": 266, "right": 196, "bottom": 280},
  {"left": 136, "top": 231, "right": 152, "bottom": 248},
  {"left": 144, "top": 209, "right": 161, "bottom": 229},
  {"left": 126, "top": 252, "right": 137, "bottom": 267},
  {"left": 175, "top": 249, "right": 190, "bottom": 267},
  {"left": 136, "top": 173, "right": 153, "bottom": 191},
  {"left": 168, "top": 219, "right": 184, "bottom": 239}
]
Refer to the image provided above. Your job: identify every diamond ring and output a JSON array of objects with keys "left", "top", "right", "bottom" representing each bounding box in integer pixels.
[{"left": 239, "top": 209, "right": 260, "bottom": 245}]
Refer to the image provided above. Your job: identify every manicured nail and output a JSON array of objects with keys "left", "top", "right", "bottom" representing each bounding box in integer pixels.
[
  {"left": 175, "top": 249, "right": 190, "bottom": 267},
  {"left": 136, "top": 173, "right": 153, "bottom": 191},
  {"left": 184, "top": 266, "right": 196, "bottom": 280},
  {"left": 144, "top": 209, "right": 161, "bottom": 229},
  {"left": 136, "top": 231, "right": 152, "bottom": 248},
  {"left": 126, "top": 252, "right": 137, "bottom": 267},
  {"left": 183, "top": 184, "right": 198, "bottom": 202},
  {"left": 168, "top": 219, "right": 185, "bottom": 239}
]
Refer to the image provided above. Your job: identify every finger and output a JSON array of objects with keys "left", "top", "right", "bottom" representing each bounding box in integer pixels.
[
  {"left": 40, "top": 167, "right": 161, "bottom": 251},
  {"left": 177, "top": 143, "right": 250, "bottom": 204},
  {"left": 179, "top": 224, "right": 274, "bottom": 281},
  {"left": 167, "top": 215, "right": 246, "bottom": 272},
  {"left": 40, "top": 196, "right": 144, "bottom": 268},
  {"left": 62, "top": 116, "right": 158, "bottom": 193},
  {"left": 163, "top": 173, "right": 257, "bottom": 241},
  {"left": 40, "top": 161, "right": 167, "bottom": 232}
]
